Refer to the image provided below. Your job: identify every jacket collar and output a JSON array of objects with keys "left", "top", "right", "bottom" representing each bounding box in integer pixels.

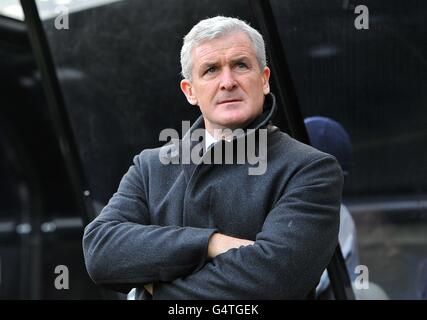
[
  {"left": 182, "top": 92, "right": 277, "bottom": 144},
  {"left": 177, "top": 92, "right": 277, "bottom": 182}
]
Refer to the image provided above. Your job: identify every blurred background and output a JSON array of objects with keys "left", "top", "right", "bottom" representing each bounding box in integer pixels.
[{"left": 0, "top": 0, "right": 426, "bottom": 299}]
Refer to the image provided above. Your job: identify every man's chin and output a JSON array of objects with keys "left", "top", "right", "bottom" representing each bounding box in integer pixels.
[{"left": 215, "top": 116, "right": 253, "bottom": 130}]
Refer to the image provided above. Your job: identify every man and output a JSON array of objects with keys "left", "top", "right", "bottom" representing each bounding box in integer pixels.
[{"left": 83, "top": 16, "right": 343, "bottom": 299}]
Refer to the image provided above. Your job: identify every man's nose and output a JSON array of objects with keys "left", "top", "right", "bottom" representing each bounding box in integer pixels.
[{"left": 219, "top": 68, "right": 237, "bottom": 90}]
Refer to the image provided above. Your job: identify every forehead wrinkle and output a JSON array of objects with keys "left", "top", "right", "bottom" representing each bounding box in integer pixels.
[
  {"left": 193, "top": 32, "right": 255, "bottom": 60},
  {"left": 190, "top": 33, "right": 258, "bottom": 77},
  {"left": 194, "top": 45, "right": 253, "bottom": 64},
  {"left": 195, "top": 46, "right": 256, "bottom": 66},
  {"left": 199, "top": 55, "right": 251, "bottom": 70}
]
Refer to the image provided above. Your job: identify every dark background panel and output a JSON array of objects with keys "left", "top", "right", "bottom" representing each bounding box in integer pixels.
[
  {"left": 0, "top": 13, "right": 103, "bottom": 299},
  {"left": 270, "top": 0, "right": 427, "bottom": 196}
]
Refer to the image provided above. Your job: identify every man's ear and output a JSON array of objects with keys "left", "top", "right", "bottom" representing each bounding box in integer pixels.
[
  {"left": 262, "top": 67, "right": 271, "bottom": 95},
  {"left": 180, "top": 79, "right": 198, "bottom": 105}
]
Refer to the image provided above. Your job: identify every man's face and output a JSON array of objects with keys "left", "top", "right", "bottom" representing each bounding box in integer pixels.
[{"left": 181, "top": 32, "right": 270, "bottom": 135}]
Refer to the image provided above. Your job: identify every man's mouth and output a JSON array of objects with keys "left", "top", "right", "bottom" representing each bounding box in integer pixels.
[{"left": 217, "top": 99, "right": 242, "bottom": 105}]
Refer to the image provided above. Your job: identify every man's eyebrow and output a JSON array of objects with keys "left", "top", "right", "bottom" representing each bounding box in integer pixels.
[
  {"left": 199, "top": 61, "right": 219, "bottom": 70},
  {"left": 230, "top": 55, "right": 251, "bottom": 63},
  {"left": 198, "top": 55, "right": 252, "bottom": 72}
]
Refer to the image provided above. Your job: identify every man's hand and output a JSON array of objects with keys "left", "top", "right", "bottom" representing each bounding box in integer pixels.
[
  {"left": 142, "top": 233, "right": 252, "bottom": 296},
  {"left": 207, "top": 233, "right": 254, "bottom": 259},
  {"left": 144, "top": 283, "right": 153, "bottom": 295}
]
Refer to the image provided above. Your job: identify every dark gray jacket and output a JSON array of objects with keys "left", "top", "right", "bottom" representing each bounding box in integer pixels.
[{"left": 82, "top": 93, "right": 343, "bottom": 299}]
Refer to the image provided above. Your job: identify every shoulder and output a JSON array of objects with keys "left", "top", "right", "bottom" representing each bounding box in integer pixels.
[
  {"left": 269, "top": 126, "right": 339, "bottom": 165},
  {"left": 132, "top": 139, "right": 181, "bottom": 170},
  {"left": 267, "top": 126, "right": 344, "bottom": 190}
]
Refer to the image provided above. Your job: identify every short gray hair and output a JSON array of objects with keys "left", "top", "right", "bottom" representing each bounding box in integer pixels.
[{"left": 180, "top": 16, "right": 267, "bottom": 80}]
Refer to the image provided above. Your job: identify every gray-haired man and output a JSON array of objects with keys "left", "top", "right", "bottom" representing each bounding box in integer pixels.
[{"left": 83, "top": 16, "right": 343, "bottom": 299}]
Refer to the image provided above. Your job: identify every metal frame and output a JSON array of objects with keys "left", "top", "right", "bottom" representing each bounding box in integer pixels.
[
  {"left": 250, "top": 0, "right": 355, "bottom": 300},
  {"left": 19, "top": 0, "right": 125, "bottom": 300},
  {"left": 19, "top": 0, "right": 95, "bottom": 224}
]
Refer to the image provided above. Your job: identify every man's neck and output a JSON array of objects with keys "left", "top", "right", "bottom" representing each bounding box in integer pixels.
[
  {"left": 206, "top": 127, "right": 235, "bottom": 142},
  {"left": 205, "top": 129, "right": 218, "bottom": 150}
]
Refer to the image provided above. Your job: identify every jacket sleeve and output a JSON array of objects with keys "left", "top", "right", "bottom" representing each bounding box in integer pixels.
[
  {"left": 153, "top": 155, "right": 343, "bottom": 299},
  {"left": 82, "top": 151, "right": 217, "bottom": 294}
]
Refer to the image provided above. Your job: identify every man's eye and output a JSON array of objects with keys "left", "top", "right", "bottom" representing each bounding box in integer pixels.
[
  {"left": 205, "top": 66, "right": 217, "bottom": 74},
  {"left": 236, "top": 62, "right": 248, "bottom": 69}
]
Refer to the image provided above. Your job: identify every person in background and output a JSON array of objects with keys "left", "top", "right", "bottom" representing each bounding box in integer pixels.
[{"left": 305, "top": 116, "right": 388, "bottom": 300}]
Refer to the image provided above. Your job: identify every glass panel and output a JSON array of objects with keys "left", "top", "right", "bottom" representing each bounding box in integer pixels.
[
  {"left": 36, "top": 0, "right": 123, "bottom": 20},
  {"left": 0, "top": 0, "right": 124, "bottom": 20},
  {"left": 0, "top": 0, "right": 23, "bottom": 20},
  {"left": 271, "top": 0, "right": 427, "bottom": 299}
]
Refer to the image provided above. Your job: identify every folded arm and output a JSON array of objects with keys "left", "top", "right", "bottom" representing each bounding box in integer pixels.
[
  {"left": 144, "top": 233, "right": 254, "bottom": 294},
  {"left": 152, "top": 155, "right": 343, "bottom": 299},
  {"left": 82, "top": 151, "right": 217, "bottom": 293}
]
